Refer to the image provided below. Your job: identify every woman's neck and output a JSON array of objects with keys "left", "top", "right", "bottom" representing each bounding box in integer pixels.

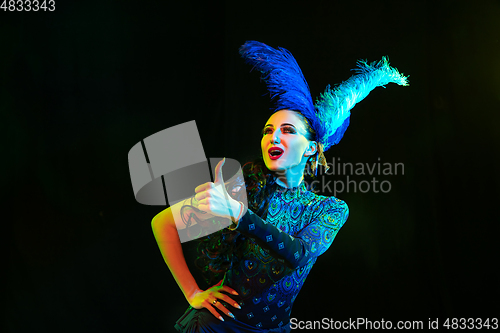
[{"left": 274, "top": 171, "right": 304, "bottom": 189}]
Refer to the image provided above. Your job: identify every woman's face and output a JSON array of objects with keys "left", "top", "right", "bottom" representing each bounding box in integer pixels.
[{"left": 261, "top": 110, "right": 316, "bottom": 175}]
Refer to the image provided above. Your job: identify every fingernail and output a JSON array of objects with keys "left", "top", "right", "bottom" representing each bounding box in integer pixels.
[
  {"left": 219, "top": 316, "right": 224, "bottom": 321},
  {"left": 232, "top": 291, "right": 239, "bottom": 295},
  {"left": 228, "top": 312, "right": 234, "bottom": 318},
  {"left": 235, "top": 303, "right": 241, "bottom": 309}
]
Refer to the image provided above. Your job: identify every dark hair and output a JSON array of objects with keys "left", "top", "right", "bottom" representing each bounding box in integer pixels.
[{"left": 194, "top": 111, "right": 320, "bottom": 285}]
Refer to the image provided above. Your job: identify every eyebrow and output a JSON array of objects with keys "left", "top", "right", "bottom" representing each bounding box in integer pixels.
[{"left": 263, "top": 123, "right": 297, "bottom": 129}]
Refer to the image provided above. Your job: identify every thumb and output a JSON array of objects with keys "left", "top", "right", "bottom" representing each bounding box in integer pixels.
[{"left": 213, "top": 157, "right": 226, "bottom": 185}]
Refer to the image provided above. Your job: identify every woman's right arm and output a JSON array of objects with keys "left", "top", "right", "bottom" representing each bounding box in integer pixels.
[
  {"left": 151, "top": 207, "right": 201, "bottom": 304},
  {"left": 151, "top": 206, "right": 241, "bottom": 321}
]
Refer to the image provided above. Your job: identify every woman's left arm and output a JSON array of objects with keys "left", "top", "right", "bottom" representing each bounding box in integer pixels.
[{"left": 233, "top": 197, "right": 349, "bottom": 269}]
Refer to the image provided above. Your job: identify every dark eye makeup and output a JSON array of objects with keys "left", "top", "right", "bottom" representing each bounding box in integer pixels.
[{"left": 261, "top": 125, "right": 297, "bottom": 135}]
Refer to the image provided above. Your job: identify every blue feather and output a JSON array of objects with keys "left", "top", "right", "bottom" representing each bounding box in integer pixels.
[
  {"left": 240, "top": 41, "right": 409, "bottom": 151},
  {"left": 315, "top": 56, "right": 409, "bottom": 151},
  {"left": 239, "top": 41, "right": 322, "bottom": 136}
]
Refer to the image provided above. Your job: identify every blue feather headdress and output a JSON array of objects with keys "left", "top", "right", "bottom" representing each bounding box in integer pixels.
[{"left": 239, "top": 41, "right": 409, "bottom": 152}]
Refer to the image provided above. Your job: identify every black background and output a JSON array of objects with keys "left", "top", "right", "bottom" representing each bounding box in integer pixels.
[{"left": 3, "top": 0, "right": 499, "bottom": 332}]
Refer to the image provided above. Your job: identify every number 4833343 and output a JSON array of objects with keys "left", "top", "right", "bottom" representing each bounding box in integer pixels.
[{"left": 1, "top": 0, "right": 56, "bottom": 11}]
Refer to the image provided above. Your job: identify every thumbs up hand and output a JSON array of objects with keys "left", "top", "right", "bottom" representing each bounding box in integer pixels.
[{"left": 194, "top": 158, "right": 244, "bottom": 221}]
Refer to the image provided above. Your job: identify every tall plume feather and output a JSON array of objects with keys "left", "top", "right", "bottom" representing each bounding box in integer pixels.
[
  {"left": 239, "top": 41, "right": 322, "bottom": 137},
  {"left": 240, "top": 41, "right": 409, "bottom": 151},
  {"left": 315, "top": 57, "right": 409, "bottom": 151}
]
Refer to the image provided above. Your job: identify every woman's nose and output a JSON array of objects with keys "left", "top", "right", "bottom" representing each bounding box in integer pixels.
[{"left": 271, "top": 131, "right": 281, "bottom": 144}]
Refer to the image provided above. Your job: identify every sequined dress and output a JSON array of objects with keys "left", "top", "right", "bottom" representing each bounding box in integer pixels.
[{"left": 175, "top": 180, "right": 349, "bottom": 333}]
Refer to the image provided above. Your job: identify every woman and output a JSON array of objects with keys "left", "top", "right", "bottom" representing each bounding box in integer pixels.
[{"left": 151, "top": 41, "right": 408, "bottom": 332}]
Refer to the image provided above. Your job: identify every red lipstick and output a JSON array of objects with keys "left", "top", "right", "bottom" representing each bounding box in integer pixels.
[{"left": 268, "top": 147, "right": 284, "bottom": 160}]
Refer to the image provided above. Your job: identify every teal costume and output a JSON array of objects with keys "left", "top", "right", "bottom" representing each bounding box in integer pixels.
[{"left": 175, "top": 180, "right": 349, "bottom": 332}]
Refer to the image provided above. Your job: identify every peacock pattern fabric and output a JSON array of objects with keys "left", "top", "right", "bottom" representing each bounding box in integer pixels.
[{"left": 175, "top": 181, "right": 349, "bottom": 332}]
